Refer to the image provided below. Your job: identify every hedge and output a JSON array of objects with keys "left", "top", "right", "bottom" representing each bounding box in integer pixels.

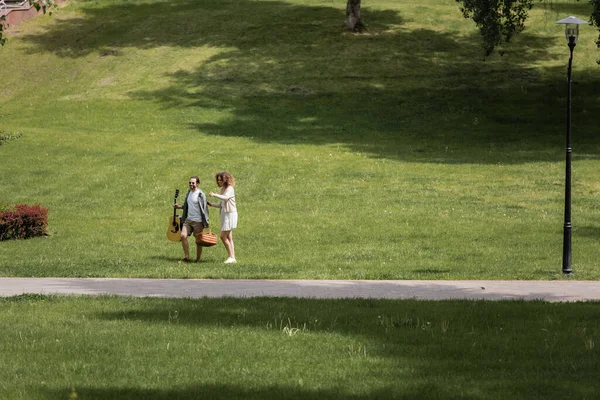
[{"left": 0, "top": 203, "right": 48, "bottom": 241}]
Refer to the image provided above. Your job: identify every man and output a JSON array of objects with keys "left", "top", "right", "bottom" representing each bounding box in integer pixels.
[{"left": 174, "top": 176, "right": 209, "bottom": 262}]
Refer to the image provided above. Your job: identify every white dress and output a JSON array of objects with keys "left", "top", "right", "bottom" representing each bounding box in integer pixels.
[
  {"left": 221, "top": 209, "right": 238, "bottom": 231},
  {"left": 215, "top": 186, "right": 237, "bottom": 231}
]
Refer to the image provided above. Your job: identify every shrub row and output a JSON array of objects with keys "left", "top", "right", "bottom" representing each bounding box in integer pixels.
[{"left": 0, "top": 204, "right": 48, "bottom": 241}]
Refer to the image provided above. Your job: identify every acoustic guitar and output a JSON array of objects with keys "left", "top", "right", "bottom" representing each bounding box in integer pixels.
[{"left": 167, "top": 189, "right": 182, "bottom": 242}]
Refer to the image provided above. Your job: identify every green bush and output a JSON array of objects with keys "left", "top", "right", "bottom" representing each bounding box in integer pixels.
[
  {"left": 0, "top": 15, "right": 6, "bottom": 47},
  {"left": 0, "top": 204, "right": 48, "bottom": 241}
]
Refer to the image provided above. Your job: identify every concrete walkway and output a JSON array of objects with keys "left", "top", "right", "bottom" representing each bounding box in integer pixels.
[{"left": 1, "top": 278, "right": 599, "bottom": 302}]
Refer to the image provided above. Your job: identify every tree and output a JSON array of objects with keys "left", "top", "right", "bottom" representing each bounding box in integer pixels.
[
  {"left": 456, "top": 0, "right": 600, "bottom": 57},
  {"left": 346, "top": 0, "right": 364, "bottom": 31}
]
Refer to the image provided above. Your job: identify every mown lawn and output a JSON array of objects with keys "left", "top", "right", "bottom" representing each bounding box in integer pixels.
[
  {"left": 1, "top": 294, "right": 599, "bottom": 399},
  {"left": 0, "top": 0, "right": 599, "bottom": 279}
]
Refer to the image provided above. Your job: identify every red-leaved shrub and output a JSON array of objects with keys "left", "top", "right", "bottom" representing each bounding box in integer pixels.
[{"left": 0, "top": 204, "right": 48, "bottom": 241}]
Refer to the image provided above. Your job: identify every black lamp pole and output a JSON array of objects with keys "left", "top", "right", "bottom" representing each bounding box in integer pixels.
[
  {"left": 562, "top": 36, "right": 575, "bottom": 275},
  {"left": 556, "top": 15, "right": 587, "bottom": 275}
]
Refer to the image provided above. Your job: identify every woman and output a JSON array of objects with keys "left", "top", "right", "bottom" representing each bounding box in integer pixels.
[{"left": 208, "top": 171, "right": 237, "bottom": 264}]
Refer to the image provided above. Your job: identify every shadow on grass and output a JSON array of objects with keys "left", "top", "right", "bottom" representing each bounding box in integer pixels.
[
  {"left": 576, "top": 225, "right": 600, "bottom": 238},
  {"left": 0, "top": 295, "right": 596, "bottom": 397},
  {"left": 412, "top": 268, "right": 451, "bottom": 275},
  {"left": 57, "top": 297, "right": 597, "bottom": 398},
  {"left": 41, "top": 383, "right": 486, "bottom": 400},
  {"left": 148, "top": 255, "right": 182, "bottom": 262},
  {"left": 536, "top": 1, "right": 594, "bottom": 16},
  {"left": 20, "top": 0, "right": 600, "bottom": 164}
]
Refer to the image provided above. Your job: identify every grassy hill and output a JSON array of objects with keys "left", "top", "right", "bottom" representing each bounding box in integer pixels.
[{"left": 0, "top": 0, "right": 598, "bottom": 279}]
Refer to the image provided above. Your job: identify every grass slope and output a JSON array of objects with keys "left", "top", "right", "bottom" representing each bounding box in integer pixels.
[{"left": 0, "top": 0, "right": 599, "bottom": 279}]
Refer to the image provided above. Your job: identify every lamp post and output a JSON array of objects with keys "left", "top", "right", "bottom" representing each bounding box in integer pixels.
[{"left": 555, "top": 16, "right": 588, "bottom": 276}]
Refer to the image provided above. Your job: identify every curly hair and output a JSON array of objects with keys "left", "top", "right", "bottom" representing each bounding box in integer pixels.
[{"left": 216, "top": 171, "right": 235, "bottom": 188}]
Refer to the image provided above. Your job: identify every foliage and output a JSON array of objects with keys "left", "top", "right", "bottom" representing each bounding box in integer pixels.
[
  {"left": 590, "top": 0, "right": 600, "bottom": 61},
  {"left": 29, "top": 0, "right": 57, "bottom": 15},
  {"left": 458, "top": 0, "right": 600, "bottom": 57},
  {"left": 457, "top": 0, "right": 535, "bottom": 55},
  {"left": 0, "top": 15, "right": 6, "bottom": 46},
  {"left": 0, "top": 203, "right": 48, "bottom": 241}
]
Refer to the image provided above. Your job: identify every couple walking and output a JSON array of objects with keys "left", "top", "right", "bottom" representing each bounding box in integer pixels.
[{"left": 174, "top": 172, "right": 237, "bottom": 263}]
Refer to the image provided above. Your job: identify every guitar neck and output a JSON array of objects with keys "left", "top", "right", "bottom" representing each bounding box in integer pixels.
[{"left": 172, "top": 190, "right": 180, "bottom": 220}]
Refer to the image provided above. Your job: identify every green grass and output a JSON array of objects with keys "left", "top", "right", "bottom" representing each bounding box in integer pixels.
[
  {"left": 1, "top": 0, "right": 599, "bottom": 279},
  {"left": 1, "top": 294, "right": 599, "bottom": 399}
]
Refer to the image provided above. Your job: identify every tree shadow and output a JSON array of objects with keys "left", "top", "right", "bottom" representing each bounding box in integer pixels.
[
  {"left": 412, "top": 268, "right": 451, "bottom": 275},
  {"left": 23, "top": 0, "right": 397, "bottom": 57},
  {"left": 41, "top": 383, "right": 479, "bottom": 400},
  {"left": 575, "top": 225, "right": 600, "bottom": 238},
  {"left": 536, "top": 0, "right": 594, "bottom": 16},
  {"left": 59, "top": 297, "right": 599, "bottom": 399},
  {"left": 20, "top": 0, "right": 600, "bottom": 164}
]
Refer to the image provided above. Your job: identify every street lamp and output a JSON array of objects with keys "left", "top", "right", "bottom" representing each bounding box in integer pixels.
[{"left": 555, "top": 16, "right": 588, "bottom": 276}]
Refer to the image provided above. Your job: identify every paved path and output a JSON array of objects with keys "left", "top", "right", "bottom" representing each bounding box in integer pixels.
[{"left": 1, "top": 278, "right": 599, "bottom": 302}]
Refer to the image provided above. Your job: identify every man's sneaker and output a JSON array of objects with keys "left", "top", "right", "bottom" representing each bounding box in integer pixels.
[{"left": 224, "top": 257, "right": 237, "bottom": 264}]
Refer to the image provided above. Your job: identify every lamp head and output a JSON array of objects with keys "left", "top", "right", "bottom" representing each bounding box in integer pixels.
[{"left": 556, "top": 16, "right": 588, "bottom": 45}]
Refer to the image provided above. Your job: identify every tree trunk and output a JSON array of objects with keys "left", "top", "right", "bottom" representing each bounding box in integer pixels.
[{"left": 345, "top": 0, "right": 363, "bottom": 31}]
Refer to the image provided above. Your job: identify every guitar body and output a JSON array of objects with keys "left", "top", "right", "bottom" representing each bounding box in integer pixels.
[
  {"left": 167, "top": 189, "right": 182, "bottom": 242},
  {"left": 167, "top": 216, "right": 182, "bottom": 242}
]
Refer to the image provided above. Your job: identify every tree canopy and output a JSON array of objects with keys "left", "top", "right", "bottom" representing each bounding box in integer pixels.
[{"left": 457, "top": 0, "right": 600, "bottom": 57}]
